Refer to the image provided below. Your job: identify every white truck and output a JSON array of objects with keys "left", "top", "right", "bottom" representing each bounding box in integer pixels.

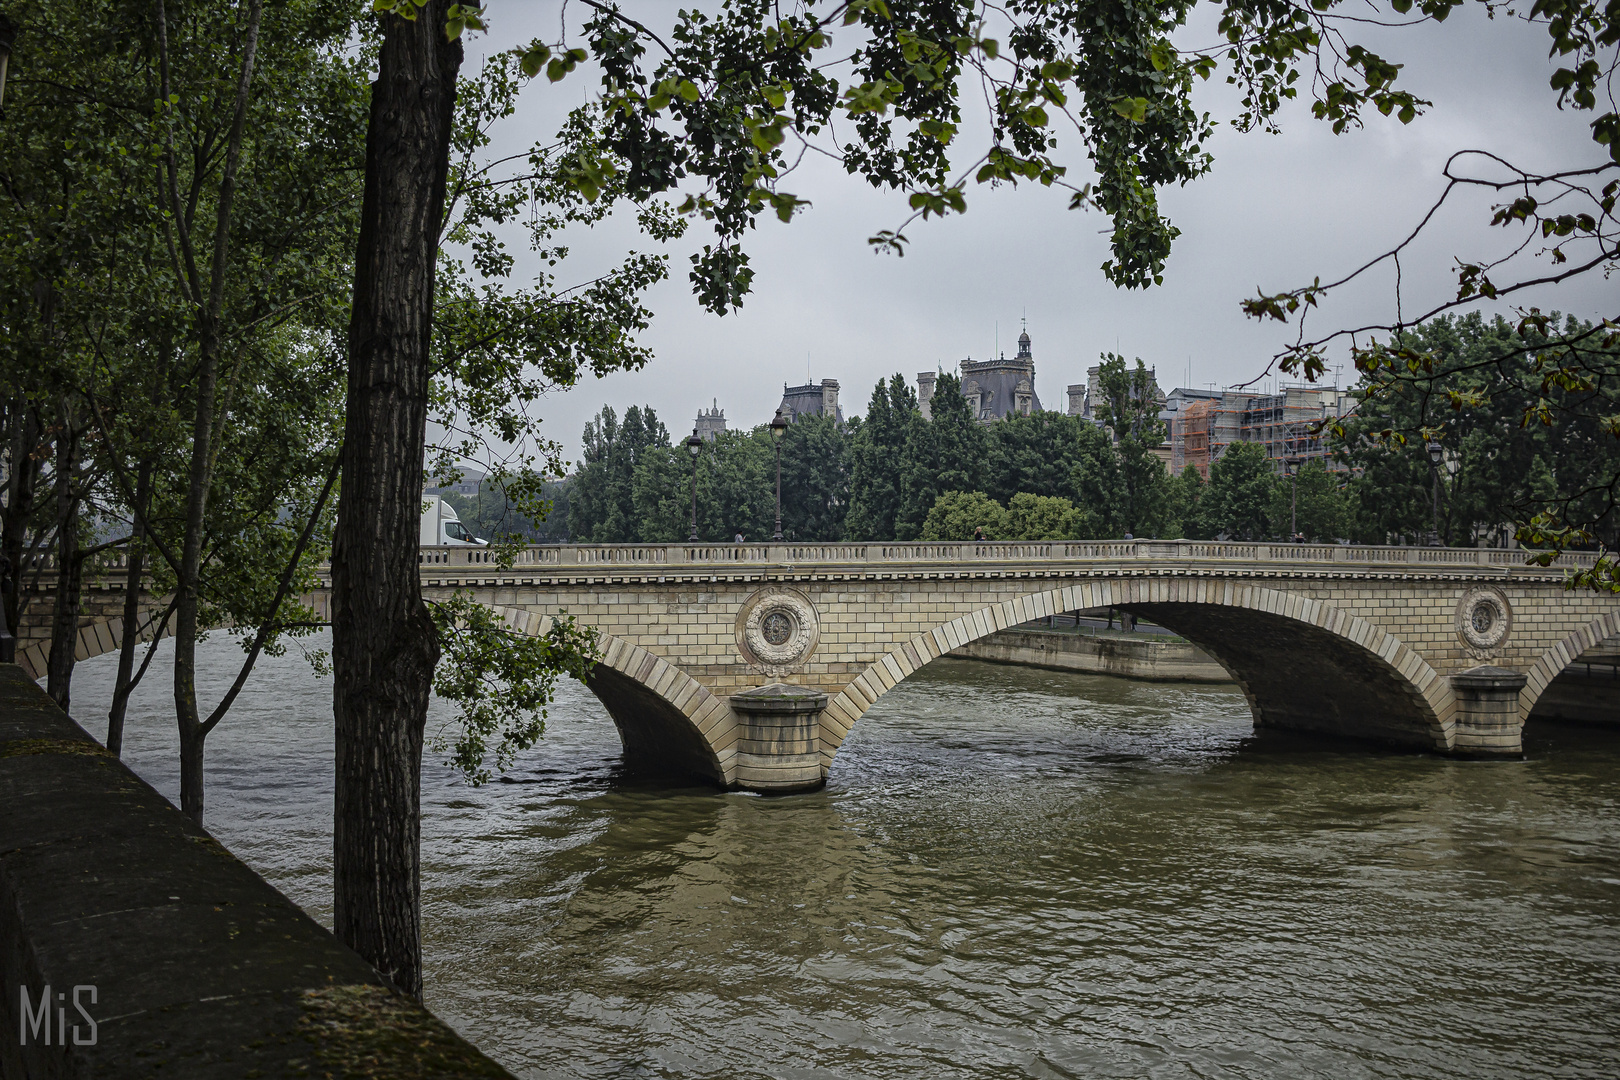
[{"left": 421, "top": 494, "right": 487, "bottom": 546}]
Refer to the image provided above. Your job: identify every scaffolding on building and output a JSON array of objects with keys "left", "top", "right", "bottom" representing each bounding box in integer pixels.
[{"left": 1174, "top": 386, "right": 1354, "bottom": 479}]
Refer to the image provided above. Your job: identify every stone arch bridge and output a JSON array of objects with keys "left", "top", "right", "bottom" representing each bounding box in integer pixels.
[{"left": 23, "top": 540, "right": 1618, "bottom": 793}]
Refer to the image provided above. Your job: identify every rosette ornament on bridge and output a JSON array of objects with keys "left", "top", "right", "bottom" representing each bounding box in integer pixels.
[
  {"left": 736, "top": 586, "right": 820, "bottom": 677},
  {"left": 1456, "top": 586, "right": 1512, "bottom": 658}
]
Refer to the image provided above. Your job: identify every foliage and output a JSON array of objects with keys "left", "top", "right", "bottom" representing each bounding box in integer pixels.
[
  {"left": 1334, "top": 312, "right": 1619, "bottom": 554},
  {"left": 427, "top": 594, "right": 600, "bottom": 785},
  {"left": 1092, "top": 353, "right": 1171, "bottom": 535},
  {"left": 427, "top": 52, "right": 683, "bottom": 545},
  {"left": 845, "top": 375, "right": 918, "bottom": 541},
  {"left": 568, "top": 405, "right": 671, "bottom": 542},
  {"left": 558, "top": 0, "right": 1214, "bottom": 298},
  {"left": 920, "top": 491, "right": 1008, "bottom": 540},
  {"left": 896, "top": 373, "right": 988, "bottom": 539},
  {"left": 1004, "top": 492, "right": 1093, "bottom": 540},
  {"left": 1204, "top": 441, "right": 1277, "bottom": 539},
  {"left": 983, "top": 411, "right": 1111, "bottom": 510},
  {"left": 1163, "top": 466, "right": 1206, "bottom": 539},
  {"left": 1270, "top": 459, "right": 1353, "bottom": 541},
  {"left": 0, "top": 0, "right": 365, "bottom": 801},
  {"left": 778, "top": 412, "right": 852, "bottom": 541}
]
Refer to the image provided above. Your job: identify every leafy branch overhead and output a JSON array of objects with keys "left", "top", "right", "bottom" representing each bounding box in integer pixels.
[{"left": 428, "top": 595, "right": 601, "bottom": 785}]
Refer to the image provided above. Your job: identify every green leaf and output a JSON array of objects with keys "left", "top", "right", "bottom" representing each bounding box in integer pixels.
[
  {"left": 519, "top": 44, "right": 551, "bottom": 78},
  {"left": 1110, "top": 97, "right": 1149, "bottom": 122}
]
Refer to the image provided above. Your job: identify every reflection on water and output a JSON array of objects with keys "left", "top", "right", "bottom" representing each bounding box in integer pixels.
[{"left": 69, "top": 633, "right": 1620, "bottom": 1079}]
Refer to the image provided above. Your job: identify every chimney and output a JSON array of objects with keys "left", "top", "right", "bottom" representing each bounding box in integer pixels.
[
  {"left": 1067, "top": 384, "right": 1086, "bottom": 417},
  {"left": 917, "top": 372, "right": 937, "bottom": 420}
]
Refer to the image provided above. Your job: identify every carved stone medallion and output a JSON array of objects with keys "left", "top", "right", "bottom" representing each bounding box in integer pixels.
[
  {"left": 736, "top": 586, "right": 819, "bottom": 675},
  {"left": 1456, "top": 586, "right": 1512, "bottom": 656}
]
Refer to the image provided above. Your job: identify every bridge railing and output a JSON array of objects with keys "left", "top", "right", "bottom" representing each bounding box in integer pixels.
[{"left": 408, "top": 540, "right": 1600, "bottom": 570}]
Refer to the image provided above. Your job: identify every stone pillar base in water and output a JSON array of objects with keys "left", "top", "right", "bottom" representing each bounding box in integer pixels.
[
  {"left": 1450, "top": 665, "right": 1528, "bottom": 758},
  {"left": 729, "top": 683, "right": 828, "bottom": 794}
]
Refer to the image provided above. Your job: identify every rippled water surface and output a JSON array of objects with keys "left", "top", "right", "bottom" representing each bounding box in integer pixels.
[{"left": 69, "top": 633, "right": 1620, "bottom": 1079}]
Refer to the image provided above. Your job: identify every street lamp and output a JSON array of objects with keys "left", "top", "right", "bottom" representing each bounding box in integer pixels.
[
  {"left": 769, "top": 408, "right": 789, "bottom": 542},
  {"left": 0, "top": 14, "right": 16, "bottom": 115},
  {"left": 1425, "top": 439, "right": 1444, "bottom": 546},
  {"left": 684, "top": 428, "right": 703, "bottom": 542},
  {"left": 1284, "top": 457, "right": 1303, "bottom": 541}
]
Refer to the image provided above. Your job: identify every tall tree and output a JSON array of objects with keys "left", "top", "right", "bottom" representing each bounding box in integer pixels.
[
  {"left": 1336, "top": 313, "right": 1618, "bottom": 549},
  {"left": 1163, "top": 465, "right": 1207, "bottom": 540},
  {"left": 845, "top": 375, "right": 917, "bottom": 541},
  {"left": 1, "top": 0, "right": 360, "bottom": 787},
  {"left": 896, "top": 372, "right": 986, "bottom": 539},
  {"left": 1204, "top": 441, "right": 1278, "bottom": 540},
  {"left": 331, "top": 0, "right": 464, "bottom": 999},
  {"left": 1271, "top": 459, "right": 1352, "bottom": 541},
  {"left": 778, "top": 412, "right": 851, "bottom": 542},
  {"left": 569, "top": 405, "right": 670, "bottom": 543},
  {"left": 1093, "top": 353, "right": 1170, "bottom": 536}
]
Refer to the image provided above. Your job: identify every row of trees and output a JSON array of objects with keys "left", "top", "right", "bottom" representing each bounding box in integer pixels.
[
  {"left": 558, "top": 315, "right": 1612, "bottom": 548},
  {"left": 0, "top": 0, "right": 657, "bottom": 1000},
  {"left": 562, "top": 357, "right": 1348, "bottom": 545}
]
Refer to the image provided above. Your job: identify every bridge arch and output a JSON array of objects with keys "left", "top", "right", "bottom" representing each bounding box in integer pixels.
[
  {"left": 819, "top": 577, "right": 1454, "bottom": 772},
  {"left": 15, "top": 606, "right": 174, "bottom": 683},
  {"left": 490, "top": 606, "right": 738, "bottom": 787},
  {"left": 1519, "top": 610, "right": 1620, "bottom": 721}
]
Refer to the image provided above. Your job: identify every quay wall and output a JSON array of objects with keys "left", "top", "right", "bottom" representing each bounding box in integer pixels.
[
  {"left": 952, "top": 627, "right": 1234, "bottom": 683},
  {"left": 0, "top": 665, "right": 512, "bottom": 1080}
]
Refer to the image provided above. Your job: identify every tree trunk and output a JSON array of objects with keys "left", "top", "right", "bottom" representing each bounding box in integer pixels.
[
  {"left": 332, "top": 2, "right": 459, "bottom": 1000},
  {"left": 46, "top": 400, "right": 82, "bottom": 712},
  {"left": 107, "top": 460, "right": 153, "bottom": 757},
  {"left": 173, "top": 312, "right": 220, "bottom": 823},
  {"left": 3, "top": 401, "right": 42, "bottom": 641}
]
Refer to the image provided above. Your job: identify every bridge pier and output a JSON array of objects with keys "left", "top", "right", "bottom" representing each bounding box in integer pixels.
[
  {"left": 1450, "top": 665, "right": 1529, "bottom": 759},
  {"left": 729, "top": 684, "right": 828, "bottom": 794}
]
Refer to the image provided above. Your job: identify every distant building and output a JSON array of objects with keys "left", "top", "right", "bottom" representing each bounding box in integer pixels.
[
  {"left": 918, "top": 371, "right": 938, "bottom": 419},
  {"left": 778, "top": 379, "right": 842, "bottom": 424},
  {"left": 426, "top": 468, "right": 485, "bottom": 496},
  {"left": 1159, "top": 388, "right": 1224, "bottom": 472},
  {"left": 919, "top": 327, "right": 1043, "bottom": 424},
  {"left": 695, "top": 399, "right": 727, "bottom": 441},
  {"left": 1170, "top": 385, "right": 1357, "bottom": 479},
  {"left": 962, "top": 329, "right": 1042, "bottom": 422}
]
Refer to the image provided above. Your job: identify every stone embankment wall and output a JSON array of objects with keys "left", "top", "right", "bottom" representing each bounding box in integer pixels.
[
  {"left": 0, "top": 665, "right": 512, "bottom": 1080},
  {"left": 951, "top": 627, "right": 1233, "bottom": 683}
]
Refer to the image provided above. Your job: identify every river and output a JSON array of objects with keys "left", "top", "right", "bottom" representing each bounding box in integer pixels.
[{"left": 66, "top": 631, "right": 1620, "bottom": 1079}]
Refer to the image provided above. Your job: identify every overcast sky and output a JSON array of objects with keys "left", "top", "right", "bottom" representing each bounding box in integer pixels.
[{"left": 458, "top": 3, "right": 1611, "bottom": 467}]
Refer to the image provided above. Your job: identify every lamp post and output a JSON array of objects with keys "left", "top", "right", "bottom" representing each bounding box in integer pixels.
[
  {"left": 685, "top": 428, "right": 703, "bottom": 542},
  {"left": 1425, "top": 439, "right": 1444, "bottom": 546},
  {"left": 1284, "top": 457, "right": 1302, "bottom": 541},
  {"left": 769, "top": 408, "right": 789, "bottom": 542}
]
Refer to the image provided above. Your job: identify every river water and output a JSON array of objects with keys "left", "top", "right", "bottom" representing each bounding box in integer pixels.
[{"left": 66, "top": 632, "right": 1620, "bottom": 1079}]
